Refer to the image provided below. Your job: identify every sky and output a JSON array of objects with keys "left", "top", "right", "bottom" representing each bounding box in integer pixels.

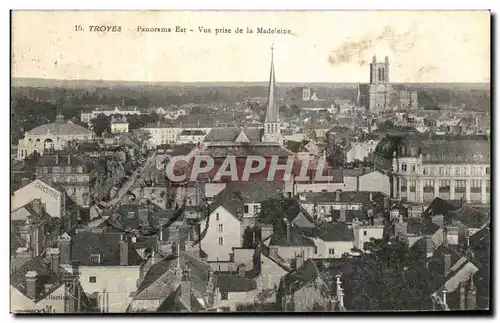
[{"left": 12, "top": 10, "right": 490, "bottom": 83}]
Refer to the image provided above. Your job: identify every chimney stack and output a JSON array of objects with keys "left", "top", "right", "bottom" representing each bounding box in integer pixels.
[
  {"left": 238, "top": 264, "right": 246, "bottom": 277},
  {"left": 284, "top": 219, "right": 291, "bottom": 242},
  {"left": 444, "top": 253, "right": 451, "bottom": 277},
  {"left": 119, "top": 237, "right": 129, "bottom": 266},
  {"left": 467, "top": 276, "right": 477, "bottom": 309},
  {"left": 25, "top": 271, "right": 38, "bottom": 300},
  {"left": 460, "top": 282, "right": 466, "bottom": 310},
  {"left": 339, "top": 209, "right": 346, "bottom": 222},
  {"left": 181, "top": 266, "right": 192, "bottom": 312},
  {"left": 295, "top": 253, "right": 304, "bottom": 269},
  {"left": 48, "top": 248, "right": 61, "bottom": 274},
  {"left": 442, "top": 289, "right": 447, "bottom": 306},
  {"left": 336, "top": 192, "right": 340, "bottom": 202},
  {"left": 57, "top": 234, "right": 72, "bottom": 265}
]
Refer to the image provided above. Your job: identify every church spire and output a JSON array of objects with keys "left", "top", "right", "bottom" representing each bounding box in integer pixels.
[{"left": 265, "top": 43, "right": 278, "bottom": 123}]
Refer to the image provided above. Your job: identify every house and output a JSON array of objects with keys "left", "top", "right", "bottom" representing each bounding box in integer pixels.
[
  {"left": 127, "top": 250, "right": 214, "bottom": 312},
  {"left": 352, "top": 219, "right": 385, "bottom": 251},
  {"left": 268, "top": 219, "right": 316, "bottom": 264},
  {"left": 110, "top": 116, "right": 129, "bottom": 134},
  {"left": 428, "top": 246, "right": 479, "bottom": 310},
  {"left": 177, "top": 129, "right": 206, "bottom": 145},
  {"left": 280, "top": 258, "right": 346, "bottom": 312},
  {"left": 59, "top": 232, "right": 144, "bottom": 313},
  {"left": 199, "top": 190, "right": 244, "bottom": 262},
  {"left": 310, "top": 223, "right": 354, "bottom": 259},
  {"left": 10, "top": 251, "right": 89, "bottom": 313},
  {"left": 214, "top": 273, "right": 259, "bottom": 311},
  {"left": 346, "top": 140, "right": 379, "bottom": 163}
]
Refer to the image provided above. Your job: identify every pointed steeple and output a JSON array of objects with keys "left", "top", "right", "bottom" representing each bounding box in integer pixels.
[{"left": 265, "top": 44, "right": 278, "bottom": 123}]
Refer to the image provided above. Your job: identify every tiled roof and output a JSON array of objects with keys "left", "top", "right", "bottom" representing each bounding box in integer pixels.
[
  {"left": 26, "top": 120, "right": 92, "bottom": 136},
  {"left": 423, "top": 198, "right": 463, "bottom": 219},
  {"left": 70, "top": 232, "right": 143, "bottom": 266},
  {"left": 451, "top": 206, "right": 490, "bottom": 229},
  {"left": 10, "top": 257, "right": 68, "bottom": 303},
  {"left": 204, "top": 128, "right": 262, "bottom": 143},
  {"left": 223, "top": 179, "right": 284, "bottom": 203},
  {"left": 316, "top": 222, "right": 354, "bottom": 242},
  {"left": 269, "top": 223, "right": 316, "bottom": 247},
  {"left": 215, "top": 274, "right": 257, "bottom": 292}
]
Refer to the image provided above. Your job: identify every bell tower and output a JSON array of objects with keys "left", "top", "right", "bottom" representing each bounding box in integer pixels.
[{"left": 262, "top": 44, "right": 283, "bottom": 145}]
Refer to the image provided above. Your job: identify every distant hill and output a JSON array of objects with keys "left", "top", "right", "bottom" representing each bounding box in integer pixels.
[{"left": 11, "top": 77, "right": 490, "bottom": 91}]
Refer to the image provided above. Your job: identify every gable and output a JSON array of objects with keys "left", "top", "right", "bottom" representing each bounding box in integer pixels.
[
  {"left": 235, "top": 131, "right": 251, "bottom": 143},
  {"left": 210, "top": 205, "right": 241, "bottom": 225},
  {"left": 292, "top": 212, "right": 315, "bottom": 228}
]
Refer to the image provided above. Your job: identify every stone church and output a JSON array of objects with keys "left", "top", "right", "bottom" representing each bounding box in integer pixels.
[{"left": 357, "top": 56, "right": 418, "bottom": 112}]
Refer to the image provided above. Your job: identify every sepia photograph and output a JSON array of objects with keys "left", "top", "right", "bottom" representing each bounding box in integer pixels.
[{"left": 9, "top": 10, "right": 491, "bottom": 314}]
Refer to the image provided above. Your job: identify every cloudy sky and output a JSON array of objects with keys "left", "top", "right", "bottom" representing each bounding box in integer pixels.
[{"left": 12, "top": 10, "right": 490, "bottom": 83}]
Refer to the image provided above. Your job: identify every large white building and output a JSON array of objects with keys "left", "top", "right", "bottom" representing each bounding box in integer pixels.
[
  {"left": 17, "top": 115, "right": 93, "bottom": 160},
  {"left": 80, "top": 107, "right": 141, "bottom": 124},
  {"left": 374, "top": 133, "right": 490, "bottom": 204},
  {"left": 141, "top": 122, "right": 212, "bottom": 146}
]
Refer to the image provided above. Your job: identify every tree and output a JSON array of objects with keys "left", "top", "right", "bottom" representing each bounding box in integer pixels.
[
  {"left": 345, "top": 238, "right": 433, "bottom": 311},
  {"left": 90, "top": 113, "right": 110, "bottom": 137},
  {"left": 242, "top": 226, "right": 255, "bottom": 248}
]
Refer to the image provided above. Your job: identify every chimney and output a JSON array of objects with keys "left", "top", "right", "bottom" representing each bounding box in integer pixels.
[
  {"left": 460, "top": 282, "right": 466, "bottom": 310},
  {"left": 57, "top": 234, "right": 72, "bottom": 265},
  {"left": 442, "top": 289, "right": 447, "bottom": 306},
  {"left": 119, "top": 237, "right": 129, "bottom": 266},
  {"left": 336, "top": 192, "right": 340, "bottom": 202},
  {"left": 444, "top": 253, "right": 451, "bottom": 277},
  {"left": 31, "top": 198, "right": 43, "bottom": 215},
  {"left": 339, "top": 209, "right": 346, "bottom": 222},
  {"left": 369, "top": 192, "right": 373, "bottom": 202},
  {"left": 25, "top": 271, "right": 38, "bottom": 300},
  {"left": 48, "top": 248, "right": 61, "bottom": 274},
  {"left": 181, "top": 266, "right": 192, "bottom": 312},
  {"left": 284, "top": 219, "right": 291, "bottom": 242},
  {"left": 295, "top": 253, "right": 304, "bottom": 269},
  {"left": 467, "top": 276, "right": 477, "bottom": 309},
  {"left": 356, "top": 176, "right": 360, "bottom": 192},
  {"left": 261, "top": 225, "right": 274, "bottom": 242},
  {"left": 425, "top": 237, "right": 434, "bottom": 258},
  {"left": 238, "top": 264, "right": 246, "bottom": 277}
]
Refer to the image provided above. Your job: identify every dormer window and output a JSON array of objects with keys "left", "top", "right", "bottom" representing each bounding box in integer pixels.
[{"left": 90, "top": 254, "right": 101, "bottom": 264}]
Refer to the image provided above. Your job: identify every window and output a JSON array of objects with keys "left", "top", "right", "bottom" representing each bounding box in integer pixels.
[
  {"left": 363, "top": 231, "right": 367, "bottom": 236},
  {"left": 471, "top": 180, "right": 481, "bottom": 192},
  {"left": 455, "top": 167, "right": 461, "bottom": 176},
  {"left": 400, "top": 179, "right": 407, "bottom": 192},
  {"left": 221, "top": 292, "right": 229, "bottom": 301},
  {"left": 409, "top": 180, "right": 416, "bottom": 192},
  {"left": 486, "top": 167, "right": 490, "bottom": 175},
  {"left": 429, "top": 168, "right": 435, "bottom": 176},
  {"left": 446, "top": 167, "right": 451, "bottom": 176},
  {"left": 216, "top": 213, "right": 220, "bottom": 221},
  {"left": 90, "top": 254, "right": 101, "bottom": 264},
  {"left": 423, "top": 167, "right": 427, "bottom": 175},
  {"left": 244, "top": 205, "right": 249, "bottom": 213},
  {"left": 89, "top": 276, "right": 97, "bottom": 283},
  {"left": 218, "top": 224, "right": 224, "bottom": 232},
  {"left": 411, "top": 165, "right": 416, "bottom": 172},
  {"left": 423, "top": 180, "right": 434, "bottom": 192},
  {"left": 218, "top": 237, "right": 224, "bottom": 246},
  {"left": 401, "top": 164, "right": 407, "bottom": 172},
  {"left": 462, "top": 167, "right": 467, "bottom": 175},
  {"left": 439, "top": 167, "right": 444, "bottom": 176},
  {"left": 440, "top": 180, "right": 451, "bottom": 192},
  {"left": 329, "top": 249, "right": 335, "bottom": 255},
  {"left": 253, "top": 205, "right": 259, "bottom": 214},
  {"left": 455, "top": 180, "right": 466, "bottom": 192}
]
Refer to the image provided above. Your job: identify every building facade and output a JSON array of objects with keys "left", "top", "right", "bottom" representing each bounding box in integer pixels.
[
  {"left": 374, "top": 133, "right": 490, "bottom": 204},
  {"left": 17, "top": 115, "right": 93, "bottom": 160}
]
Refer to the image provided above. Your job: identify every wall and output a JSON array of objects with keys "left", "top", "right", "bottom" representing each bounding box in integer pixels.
[
  {"left": 353, "top": 225, "right": 384, "bottom": 250},
  {"left": 343, "top": 171, "right": 390, "bottom": 196},
  {"left": 312, "top": 238, "right": 354, "bottom": 259},
  {"left": 11, "top": 179, "right": 64, "bottom": 218},
  {"left": 292, "top": 279, "right": 328, "bottom": 312},
  {"left": 10, "top": 285, "right": 66, "bottom": 313},
  {"left": 274, "top": 246, "right": 315, "bottom": 264},
  {"left": 200, "top": 206, "right": 242, "bottom": 262},
  {"left": 74, "top": 265, "right": 141, "bottom": 313},
  {"left": 256, "top": 254, "right": 288, "bottom": 290}
]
